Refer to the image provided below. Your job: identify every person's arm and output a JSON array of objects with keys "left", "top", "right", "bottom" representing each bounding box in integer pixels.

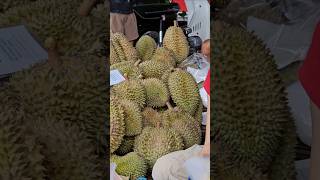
[{"left": 310, "top": 100, "right": 320, "bottom": 180}]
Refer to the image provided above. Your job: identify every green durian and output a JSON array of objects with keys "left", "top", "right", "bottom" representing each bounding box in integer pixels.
[
  {"left": 212, "top": 22, "right": 296, "bottom": 177},
  {"left": 168, "top": 69, "right": 200, "bottom": 115},
  {"left": 134, "top": 126, "right": 184, "bottom": 168},
  {"left": 0, "top": 0, "right": 105, "bottom": 57},
  {"left": 110, "top": 32, "right": 138, "bottom": 64},
  {"left": 142, "top": 78, "right": 169, "bottom": 108},
  {"left": 110, "top": 96, "right": 126, "bottom": 153},
  {"left": 111, "top": 152, "right": 147, "bottom": 180},
  {"left": 142, "top": 107, "right": 163, "bottom": 127},
  {"left": 136, "top": 35, "right": 157, "bottom": 61},
  {"left": 139, "top": 60, "right": 171, "bottom": 79},
  {"left": 194, "top": 100, "right": 204, "bottom": 124},
  {"left": 111, "top": 79, "right": 146, "bottom": 108},
  {"left": 118, "top": 99, "right": 143, "bottom": 136},
  {"left": 110, "top": 61, "right": 143, "bottom": 79},
  {"left": 163, "top": 106, "right": 201, "bottom": 148},
  {"left": 116, "top": 136, "right": 136, "bottom": 155},
  {"left": 163, "top": 21, "right": 189, "bottom": 64},
  {"left": 152, "top": 47, "right": 176, "bottom": 67}
]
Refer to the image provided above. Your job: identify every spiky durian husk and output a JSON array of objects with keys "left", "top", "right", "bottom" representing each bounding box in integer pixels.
[
  {"left": 142, "top": 107, "right": 163, "bottom": 127},
  {"left": 134, "top": 127, "right": 184, "bottom": 168},
  {"left": 111, "top": 152, "right": 147, "bottom": 179},
  {"left": 168, "top": 69, "right": 200, "bottom": 115},
  {"left": 111, "top": 79, "right": 146, "bottom": 108},
  {"left": 194, "top": 100, "right": 204, "bottom": 124},
  {"left": 163, "top": 108, "right": 201, "bottom": 148},
  {"left": 110, "top": 96, "right": 126, "bottom": 153},
  {"left": 8, "top": 55, "right": 108, "bottom": 154},
  {"left": 152, "top": 47, "right": 176, "bottom": 67},
  {"left": 163, "top": 24, "right": 189, "bottom": 64},
  {"left": 142, "top": 78, "right": 169, "bottom": 108},
  {"left": 139, "top": 60, "right": 171, "bottom": 79},
  {"left": 115, "top": 136, "right": 136, "bottom": 155},
  {"left": 31, "top": 119, "right": 104, "bottom": 179},
  {"left": 110, "top": 32, "right": 138, "bottom": 63},
  {"left": 118, "top": 99, "right": 143, "bottom": 136},
  {"left": 136, "top": 35, "right": 157, "bottom": 62},
  {"left": 0, "top": 0, "right": 104, "bottom": 57},
  {"left": 110, "top": 61, "right": 143, "bottom": 79},
  {"left": 212, "top": 22, "right": 296, "bottom": 177}
]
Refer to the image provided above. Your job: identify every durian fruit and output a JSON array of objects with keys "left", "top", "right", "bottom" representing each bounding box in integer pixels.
[
  {"left": 110, "top": 96, "right": 125, "bottom": 153},
  {"left": 110, "top": 61, "right": 143, "bottom": 79},
  {"left": 134, "top": 126, "right": 184, "bottom": 168},
  {"left": 118, "top": 99, "right": 143, "bottom": 136},
  {"left": 111, "top": 79, "right": 146, "bottom": 108},
  {"left": 31, "top": 119, "right": 104, "bottom": 179},
  {"left": 0, "top": 101, "right": 45, "bottom": 180},
  {"left": 110, "top": 32, "right": 138, "bottom": 64},
  {"left": 168, "top": 69, "right": 200, "bottom": 115},
  {"left": 136, "top": 35, "right": 157, "bottom": 62},
  {"left": 115, "top": 136, "right": 136, "bottom": 155},
  {"left": 142, "top": 107, "right": 163, "bottom": 127},
  {"left": 194, "top": 100, "right": 204, "bottom": 124},
  {"left": 163, "top": 105, "right": 201, "bottom": 148},
  {"left": 212, "top": 22, "right": 296, "bottom": 178},
  {"left": 142, "top": 78, "right": 169, "bottom": 108},
  {"left": 139, "top": 60, "right": 171, "bottom": 79},
  {"left": 152, "top": 47, "right": 176, "bottom": 67},
  {"left": 111, "top": 152, "right": 147, "bottom": 180},
  {"left": 0, "top": 0, "right": 105, "bottom": 57},
  {"left": 163, "top": 21, "right": 189, "bottom": 64}
]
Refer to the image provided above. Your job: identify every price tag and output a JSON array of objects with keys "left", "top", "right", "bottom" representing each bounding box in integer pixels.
[
  {"left": 0, "top": 25, "right": 48, "bottom": 76},
  {"left": 110, "top": 69, "right": 126, "bottom": 86}
]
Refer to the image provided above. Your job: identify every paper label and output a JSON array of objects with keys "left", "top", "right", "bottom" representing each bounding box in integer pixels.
[
  {"left": 0, "top": 25, "right": 48, "bottom": 76},
  {"left": 110, "top": 69, "right": 126, "bottom": 86}
]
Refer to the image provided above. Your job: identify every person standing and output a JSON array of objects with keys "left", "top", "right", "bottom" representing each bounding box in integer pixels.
[{"left": 110, "top": 0, "right": 139, "bottom": 42}]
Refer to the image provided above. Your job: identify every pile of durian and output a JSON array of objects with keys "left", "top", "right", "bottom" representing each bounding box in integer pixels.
[{"left": 110, "top": 22, "right": 204, "bottom": 179}]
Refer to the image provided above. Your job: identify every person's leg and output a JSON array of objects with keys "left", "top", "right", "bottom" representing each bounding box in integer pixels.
[
  {"left": 110, "top": 13, "right": 125, "bottom": 34},
  {"left": 124, "top": 13, "right": 139, "bottom": 42},
  {"left": 152, "top": 145, "right": 203, "bottom": 180},
  {"left": 310, "top": 100, "right": 320, "bottom": 180}
]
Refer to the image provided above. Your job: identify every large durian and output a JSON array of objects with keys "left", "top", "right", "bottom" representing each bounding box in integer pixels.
[
  {"left": 168, "top": 69, "right": 200, "bottom": 115},
  {"left": 212, "top": 22, "right": 296, "bottom": 178},
  {"left": 111, "top": 152, "right": 147, "bottom": 180},
  {"left": 136, "top": 35, "right": 157, "bottom": 62},
  {"left": 142, "top": 107, "right": 163, "bottom": 127},
  {"left": 163, "top": 21, "right": 189, "bottom": 64},
  {"left": 139, "top": 60, "right": 171, "bottom": 79},
  {"left": 163, "top": 105, "right": 201, "bottom": 148},
  {"left": 151, "top": 47, "right": 176, "bottom": 67},
  {"left": 110, "top": 32, "right": 138, "bottom": 64},
  {"left": 111, "top": 79, "right": 146, "bottom": 108},
  {"left": 0, "top": 0, "right": 105, "bottom": 57},
  {"left": 115, "top": 136, "right": 136, "bottom": 155},
  {"left": 118, "top": 99, "right": 143, "bottom": 136},
  {"left": 110, "top": 96, "right": 126, "bottom": 153},
  {"left": 142, "top": 78, "right": 169, "bottom": 108},
  {"left": 134, "top": 126, "right": 184, "bottom": 168}
]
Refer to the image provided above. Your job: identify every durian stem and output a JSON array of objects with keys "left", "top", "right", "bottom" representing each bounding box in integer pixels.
[
  {"left": 78, "top": 0, "right": 98, "bottom": 17},
  {"left": 156, "top": 121, "right": 161, "bottom": 128},
  {"left": 166, "top": 102, "right": 173, "bottom": 110},
  {"left": 174, "top": 20, "right": 177, "bottom": 27},
  {"left": 45, "top": 37, "right": 60, "bottom": 66},
  {"left": 134, "top": 60, "right": 141, "bottom": 67}
]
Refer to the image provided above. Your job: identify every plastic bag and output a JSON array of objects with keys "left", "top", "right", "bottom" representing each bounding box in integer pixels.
[
  {"left": 110, "top": 163, "right": 123, "bottom": 180},
  {"left": 179, "top": 53, "right": 209, "bottom": 70},
  {"left": 184, "top": 156, "right": 210, "bottom": 180}
]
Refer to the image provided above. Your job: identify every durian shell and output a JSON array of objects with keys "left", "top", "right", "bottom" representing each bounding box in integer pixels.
[
  {"left": 142, "top": 78, "right": 170, "bottom": 108},
  {"left": 142, "top": 107, "right": 163, "bottom": 128},
  {"left": 110, "top": 96, "right": 126, "bottom": 153},
  {"left": 136, "top": 35, "right": 157, "bottom": 62},
  {"left": 111, "top": 32, "right": 138, "bottom": 62},
  {"left": 110, "top": 61, "right": 143, "bottom": 79},
  {"left": 115, "top": 136, "right": 136, "bottom": 155},
  {"left": 139, "top": 60, "right": 171, "bottom": 79},
  {"left": 152, "top": 47, "right": 176, "bottom": 67}
]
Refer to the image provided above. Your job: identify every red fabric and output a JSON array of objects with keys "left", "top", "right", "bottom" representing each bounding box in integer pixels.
[
  {"left": 203, "top": 70, "right": 210, "bottom": 96},
  {"left": 171, "top": 0, "right": 188, "bottom": 12},
  {"left": 299, "top": 22, "right": 320, "bottom": 108}
]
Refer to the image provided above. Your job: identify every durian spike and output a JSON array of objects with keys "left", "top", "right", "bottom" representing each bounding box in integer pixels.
[
  {"left": 123, "top": 73, "right": 129, "bottom": 80},
  {"left": 156, "top": 121, "right": 161, "bottom": 128},
  {"left": 134, "top": 60, "right": 142, "bottom": 67},
  {"left": 166, "top": 102, "right": 173, "bottom": 110},
  {"left": 138, "top": 75, "right": 143, "bottom": 79},
  {"left": 78, "top": 0, "right": 98, "bottom": 17},
  {"left": 44, "top": 37, "right": 60, "bottom": 66}
]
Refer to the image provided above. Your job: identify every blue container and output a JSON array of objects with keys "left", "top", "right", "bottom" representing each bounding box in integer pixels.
[{"left": 137, "top": 177, "right": 147, "bottom": 180}]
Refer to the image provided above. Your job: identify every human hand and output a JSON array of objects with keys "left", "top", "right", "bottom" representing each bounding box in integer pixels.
[{"left": 200, "top": 143, "right": 210, "bottom": 157}]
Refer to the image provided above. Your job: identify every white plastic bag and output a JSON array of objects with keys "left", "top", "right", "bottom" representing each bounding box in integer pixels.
[{"left": 184, "top": 156, "right": 210, "bottom": 180}]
